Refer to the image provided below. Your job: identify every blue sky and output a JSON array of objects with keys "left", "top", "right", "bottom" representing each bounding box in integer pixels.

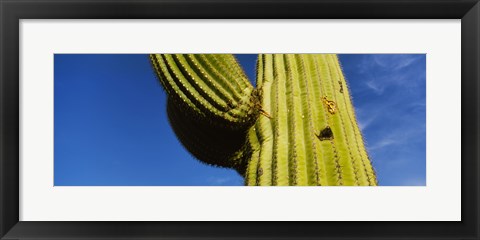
[{"left": 54, "top": 54, "right": 425, "bottom": 186}]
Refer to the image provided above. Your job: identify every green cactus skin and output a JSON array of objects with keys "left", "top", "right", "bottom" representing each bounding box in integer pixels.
[
  {"left": 150, "top": 54, "right": 261, "bottom": 130},
  {"left": 166, "top": 98, "right": 248, "bottom": 174},
  {"left": 150, "top": 54, "right": 377, "bottom": 186}
]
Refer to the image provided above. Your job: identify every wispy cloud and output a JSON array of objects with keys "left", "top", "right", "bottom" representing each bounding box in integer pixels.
[
  {"left": 340, "top": 54, "right": 426, "bottom": 186},
  {"left": 207, "top": 176, "right": 239, "bottom": 185},
  {"left": 372, "top": 54, "right": 422, "bottom": 70},
  {"left": 368, "top": 137, "right": 398, "bottom": 151},
  {"left": 403, "top": 177, "right": 426, "bottom": 186},
  {"left": 358, "top": 117, "right": 374, "bottom": 131},
  {"left": 394, "top": 56, "right": 419, "bottom": 70},
  {"left": 356, "top": 107, "right": 380, "bottom": 131},
  {"left": 356, "top": 54, "right": 425, "bottom": 95},
  {"left": 367, "top": 122, "right": 425, "bottom": 152},
  {"left": 365, "top": 80, "right": 384, "bottom": 95}
]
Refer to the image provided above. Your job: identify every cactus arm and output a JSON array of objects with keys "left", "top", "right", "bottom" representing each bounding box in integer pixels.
[
  {"left": 150, "top": 54, "right": 201, "bottom": 116},
  {"left": 151, "top": 54, "right": 261, "bottom": 172},
  {"left": 166, "top": 98, "right": 249, "bottom": 172},
  {"left": 187, "top": 54, "right": 243, "bottom": 102},
  {"left": 150, "top": 54, "right": 259, "bottom": 129},
  {"left": 169, "top": 54, "right": 230, "bottom": 112},
  {"left": 214, "top": 54, "right": 252, "bottom": 91},
  {"left": 162, "top": 54, "right": 242, "bottom": 121},
  {"left": 177, "top": 54, "right": 256, "bottom": 119}
]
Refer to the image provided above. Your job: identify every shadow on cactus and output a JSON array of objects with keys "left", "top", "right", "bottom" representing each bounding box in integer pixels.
[{"left": 150, "top": 54, "right": 377, "bottom": 186}]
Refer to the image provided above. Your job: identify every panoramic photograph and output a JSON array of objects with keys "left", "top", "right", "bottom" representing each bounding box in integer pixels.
[{"left": 54, "top": 54, "right": 426, "bottom": 186}]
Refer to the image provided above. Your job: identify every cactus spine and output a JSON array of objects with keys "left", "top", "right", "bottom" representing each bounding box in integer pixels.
[{"left": 151, "top": 54, "right": 377, "bottom": 186}]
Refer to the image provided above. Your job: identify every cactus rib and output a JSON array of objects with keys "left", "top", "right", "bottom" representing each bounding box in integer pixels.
[{"left": 150, "top": 54, "right": 259, "bottom": 129}]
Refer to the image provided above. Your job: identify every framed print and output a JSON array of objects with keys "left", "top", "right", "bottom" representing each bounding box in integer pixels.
[{"left": 1, "top": 0, "right": 479, "bottom": 239}]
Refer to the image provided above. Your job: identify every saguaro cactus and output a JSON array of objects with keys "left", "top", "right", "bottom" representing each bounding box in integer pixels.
[{"left": 150, "top": 54, "right": 377, "bottom": 186}]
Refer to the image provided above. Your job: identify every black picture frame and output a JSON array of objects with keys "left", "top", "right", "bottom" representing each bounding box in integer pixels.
[{"left": 1, "top": 0, "right": 479, "bottom": 239}]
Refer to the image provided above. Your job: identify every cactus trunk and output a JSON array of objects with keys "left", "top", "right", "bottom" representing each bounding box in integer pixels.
[{"left": 151, "top": 53, "right": 377, "bottom": 186}]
